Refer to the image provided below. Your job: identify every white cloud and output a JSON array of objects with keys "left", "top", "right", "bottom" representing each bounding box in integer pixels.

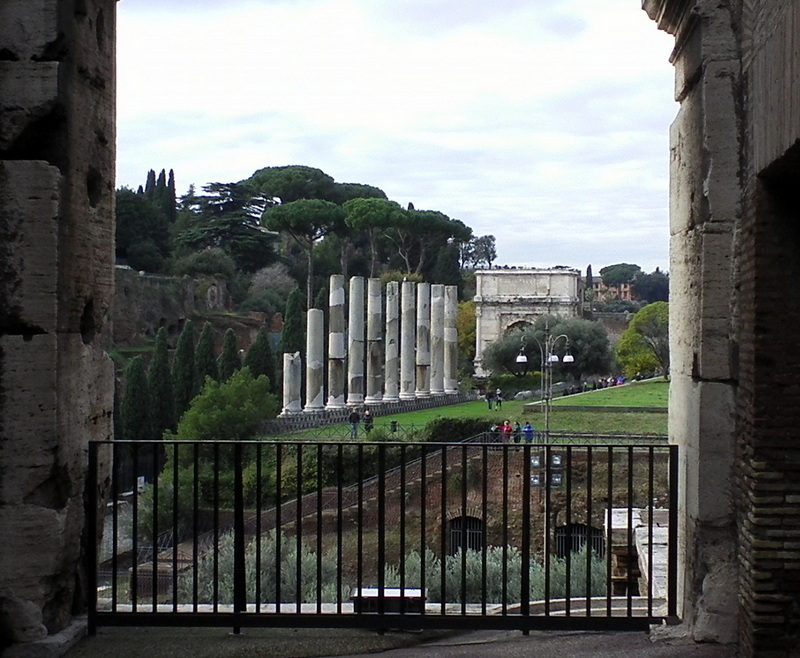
[{"left": 116, "top": 0, "right": 676, "bottom": 273}]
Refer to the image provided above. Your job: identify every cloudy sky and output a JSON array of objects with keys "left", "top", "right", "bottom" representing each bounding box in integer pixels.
[{"left": 116, "top": 0, "right": 677, "bottom": 274}]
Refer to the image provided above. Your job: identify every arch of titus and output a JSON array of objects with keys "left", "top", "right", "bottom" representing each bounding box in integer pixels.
[
  {"left": 1, "top": 1, "right": 800, "bottom": 654},
  {"left": 472, "top": 267, "right": 582, "bottom": 377}
]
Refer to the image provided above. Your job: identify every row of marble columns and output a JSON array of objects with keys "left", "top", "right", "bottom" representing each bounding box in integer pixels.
[{"left": 282, "top": 276, "right": 459, "bottom": 415}]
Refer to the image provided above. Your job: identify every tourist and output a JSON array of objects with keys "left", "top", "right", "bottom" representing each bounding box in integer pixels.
[
  {"left": 348, "top": 409, "right": 360, "bottom": 439},
  {"left": 363, "top": 409, "right": 374, "bottom": 435},
  {"left": 501, "top": 420, "right": 513, "bottom": 443},
  {"left": 513, "top": 421, "right": 522, "bottom": 443},
  {"left": 523, "top": 422, "right": 535, "bottom": 442}
]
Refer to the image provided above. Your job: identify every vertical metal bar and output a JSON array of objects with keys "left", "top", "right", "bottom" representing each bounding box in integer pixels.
[
  {"left": 501, "top": 443, "right": 509, "bottom": 615},
  {"left": 378, "top": 442, "right": 386, "bottom": 617},
  {"left": 233, "top": 442, "right": 246, "bottom": 634},
  {"left": 648, "top": 446, "right": 655, "bottom": 617},
  {"left": 399, "top": 444, "right": 407, "bottom": 613},
  {"left": 460, "top": 444, "right": 468, "bottom": 615},
  {"left": 131, "top": 443, "right": 140, "bottom": 611},
  {"left": 111, "top": 442, "right": 120, "bottom": 612},
  {"left": 296, "top": 444, "right": 303, "bottom": 614},
  {"left": 585, "top": 446, "right": 593, "bottom": 617},
  {"left": 87, "top": 442, "right": 98, "bottom": 635},
  {"left": 481, "top": 443, "right": 488, "bottom": 616},
  {"left": 606, "top": 446, "right": 613, "bottom": 616},
  {"left": 543, "top": 444, "right": 551, "bottom": 616},
  {"left": 172, "top": 443, "right": 179, "bottom": 612},
  {"left": 440, "top": 444, "right": 447, "bottom": 615},
  {"left": 356, "top": 443, "right": 364, "bottom": 615},
  {"left": 565, "top": 446, "right": 572, "bottom": 617},
  {"left": 316, "top": 443, "right": 323, "bottom": 614},
  {"left": 626, "top": 446, "right": 634, "bottom": 617},
  {"left": 275, "top": 443, "right": 283, "bottom": 612},
  {"left": 521, "top": 443, "right": 532, "bottom": 624},
  {"left": 336, "top": 443, "right": 343, "bottom": 614},
  {"left": 255, "top": 443, "right": 263, "bottom": 613},
  {"left": 151, "top": 439, "right": 159, "bottom": 613},
  {"left": 668, "top": 445, "right": 679, "bottom": 618},
  {"left": 420, "top": 444, "right": 427, "bottom": 616},
  {"left": 192, "top": 442, "right": 199, "bottom": 612},
  {"left": 213, "top": 442, "right": 220, "bottom": 613}
]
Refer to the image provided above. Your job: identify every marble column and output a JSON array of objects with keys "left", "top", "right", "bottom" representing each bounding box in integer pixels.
[
  {"left": 281, "top": 351, "right": 302, "bottom": 415},
  {"left": 444, "top": 285, "right": 459, "bottom": 394},
  {"left": 304, "top": 309, "right": 325, "bottom": 412},
  {"left": 326, "top": 274, "right": 347, "bottom": 409},
  {"left": 365, "top": 277, "right": 384, "bottom": 404},
  {"left": 383, "top": 281, "right": 400, "bottom": 403},
  {"left": 399, "top": 279, "right": 416, "bottom": 400},
  {"left": 415, "top": 282, "right": 431, "bottom": 398},
  {"left": 430, "top": 284, "right": 445, "bottom": 396},
  {"left": 346, "top": 276, "right": 365, "bottom": 406}
]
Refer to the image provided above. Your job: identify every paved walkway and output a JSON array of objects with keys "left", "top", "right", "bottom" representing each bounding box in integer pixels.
[{"left": 64, "top": 625, "right": 737, "bottom": 658}]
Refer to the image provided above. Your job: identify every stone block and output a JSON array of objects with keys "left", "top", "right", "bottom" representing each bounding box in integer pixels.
[
  {"left": 0, "top": 161, "right": 60, "bottom": 333},
  {"left": 0, "top": 0, "right": 58, "bottom": 61},
  {"left": 0, "top": 334, "right": 58, "bottom": 505},
  {"left": 0, "top": 62, "right": 59, "bottom": 151}
]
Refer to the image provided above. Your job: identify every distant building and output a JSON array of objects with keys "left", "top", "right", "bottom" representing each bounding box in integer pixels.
[
  {"left": 473, "top": 267, "right": 582, "bottom": 377},
  {"left": 591, "top": 279, "right": 634, "bottom": 302}
]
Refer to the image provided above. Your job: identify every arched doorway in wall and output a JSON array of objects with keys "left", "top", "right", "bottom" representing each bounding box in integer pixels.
[
  {"left": 554, "top": 523, "right": 605, "bottom": 559},
  {"left": 449, "top": 516, "right": 485, "bottom": 555}
]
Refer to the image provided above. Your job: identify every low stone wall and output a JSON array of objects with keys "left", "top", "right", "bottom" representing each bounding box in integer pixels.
[{"left": 263, "top": 391, "right": 478, "bottom": 434}]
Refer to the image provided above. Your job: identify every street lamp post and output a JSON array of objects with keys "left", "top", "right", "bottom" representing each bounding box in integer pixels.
[{"left": 516, "top": 328, "right": 573, "bottom": 442}]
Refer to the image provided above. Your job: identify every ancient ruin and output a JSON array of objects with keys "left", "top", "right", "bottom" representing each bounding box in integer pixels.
[{"left": 2, "top": 1, "right": 800, "bottom": 655}]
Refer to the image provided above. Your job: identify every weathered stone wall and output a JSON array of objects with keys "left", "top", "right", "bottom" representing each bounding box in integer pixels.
[
  {"left": 0, "top": 0, "right": 116, "bottom": 650},
  {"left": 736, "top": 2, "right": 800, "bottom": 654}
]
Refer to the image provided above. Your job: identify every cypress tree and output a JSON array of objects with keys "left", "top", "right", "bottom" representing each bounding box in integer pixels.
[
  {"left": 167, "top": 169, "right": 178, "bottom": 222},
  {"left": 121, "top": 356, "right": 152, "bottom": 439},
  {"left": 144, "top": 169, "right": 156, "bottom": 196},
  {"left": 148, "top": 327, "right": 174, "bottom": 437},
  {"left": 195, "top": 321, "right": 218, "bottom": 388},
  {"left": 219, "top": 328, "right": 241, "bottom": 382},
  {"left": 244, "top": 326, "right": 275, "bottom": 391},
  {"left": 280, "top": 288, "right": 305, "bottom": 354},
  {"left": 172, "top": 319, "right": 195, "bottom": 422}
]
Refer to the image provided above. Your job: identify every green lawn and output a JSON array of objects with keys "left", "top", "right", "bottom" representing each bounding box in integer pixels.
[{"left": 360, "top": 378, "right": 669, "bottom": 436}]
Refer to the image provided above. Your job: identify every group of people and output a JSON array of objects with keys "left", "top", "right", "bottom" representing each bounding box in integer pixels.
[
  {"left": 486, "top": 388, "right": 505, "bottom": 409},
  {"left": 489, "top": 419, "right": 535, "bottom": 443},
  {"left": 348, "top": 408, "right": 374, "bottom": 438}
]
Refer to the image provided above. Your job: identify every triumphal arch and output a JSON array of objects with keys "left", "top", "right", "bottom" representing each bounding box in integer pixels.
[
  {"left": 472, "top": 267, "right": 582, "bottom": 377},
  {"left": 2, "top": 1, "right": 800, "bottom": 655}
]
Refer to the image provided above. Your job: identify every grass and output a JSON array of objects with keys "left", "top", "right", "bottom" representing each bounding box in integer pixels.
[{"left": 347, "top": 378, "right": 669, "bottom": 436}]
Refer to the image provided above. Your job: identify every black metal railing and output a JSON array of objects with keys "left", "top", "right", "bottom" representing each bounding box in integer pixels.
[{"left": 87, "top": 439, "right": 678, "bottom": 633}]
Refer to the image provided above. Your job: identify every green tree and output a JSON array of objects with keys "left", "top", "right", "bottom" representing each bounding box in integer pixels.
[
  {"left": 219, "top": 328, "right": 241, "bottom": 382},
  {"left": 280, "top": 288, "right": 305, "bottom": 354},
  {"left": 599, "top": 263, "right": 642, "bottom": 287},
  {"left": 616, "top": 301, "right": 670, "bottom": 378},
  {"left": 120, "top": 356, "right": 152, "bottom": 439},
  {"left": 172, "top": 367, "right": 279, "bottom": 441},
  {"left": 343, "top": 197, "right": 405, "bottom": 277},
  {"left": 262, "top": 199, "right": 346, "bottom": 308},
  {"left": 115, "top": 187, "right": 170, "bottom": 272},
  {"left": 247, "top": 165, "right": 337, "bottom": 204},
  {"left": 431, "top": 241, "right": 462, "bottom": 288},
  {"left": 482, "top": 316, "right": 611, "bottom": 381},
  {"left": 462, "top": 235, "right": 496, "bottom": 269},
  {"left": 147, "top": 327, "right": 174, "bottom": 437},
  {"left": 244, "top": 326, "right": 275, "bottom": 391},
  {"left": 632, "top": 268, "right": 669, "bottom": 303},
  {"left": 172, "top": 319, "right": 196, "bottom": 422},
  {"left": 173, "top": 182, "right": 278, "bottom": 273},
  {"left": 457, "top": 301, "right": 477, "bottom": 377},
  {"left": 194, "top": 322, "right": 218, "bottom": 387}
]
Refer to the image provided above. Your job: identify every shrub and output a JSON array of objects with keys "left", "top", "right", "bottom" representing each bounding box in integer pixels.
[{"left": 172, "top": 247, "right": 236, "bottom": 279}]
